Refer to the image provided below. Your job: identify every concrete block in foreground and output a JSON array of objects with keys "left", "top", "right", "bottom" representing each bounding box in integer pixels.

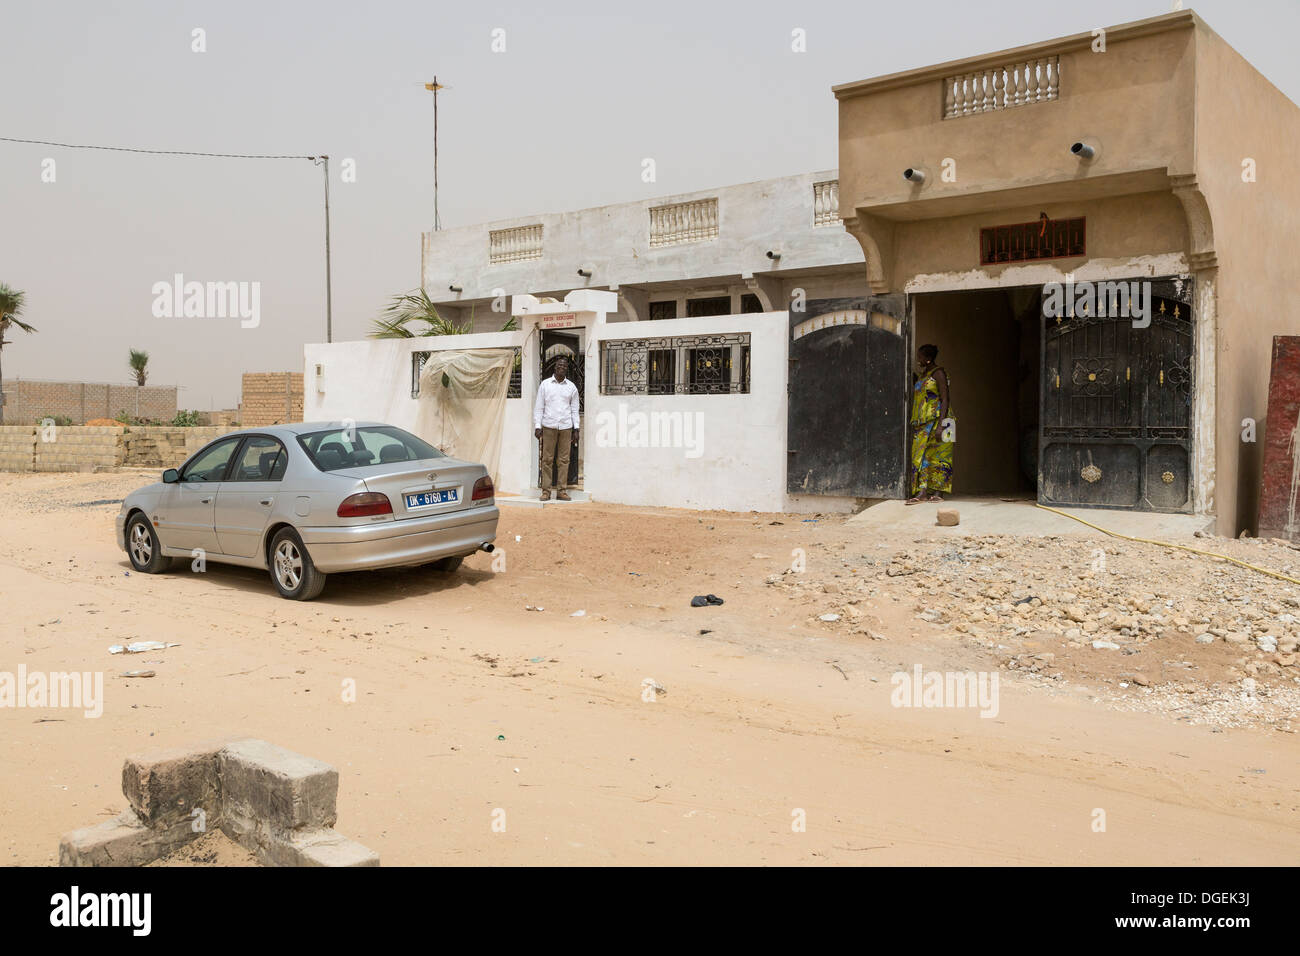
[
  {"left": 122, "top": 740, "right": 226, "bottom": 830},
  {"left": 254, "top": 828, "right": 380, "bottom": 867},
  {"left": 60, "top": 738, "right": 376, "bottom": 867},
  {"left": 219, "top": 738, "right": 339, "bottom": 834},
  {"left": 59, "top": 810, "right": 195, "bottom": 867}
]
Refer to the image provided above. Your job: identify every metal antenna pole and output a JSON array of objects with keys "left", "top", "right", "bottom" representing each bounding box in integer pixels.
[
  {"left": 433, "top": 75, "right": 440, "bottom": 231},
  {"left": 322, "top": 155, "right": 333, "bottom": 343}
]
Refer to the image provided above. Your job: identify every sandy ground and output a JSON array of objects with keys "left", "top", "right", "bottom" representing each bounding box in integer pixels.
[{"left": 1, "top": 471, "right": 1298, "bottom": 866}]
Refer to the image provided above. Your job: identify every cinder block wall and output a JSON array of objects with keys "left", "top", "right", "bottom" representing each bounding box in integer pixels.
[
  {"left": 0, "top": 425, "right": 241, "bottom": 472},
  {"left": 125, "top": 426, "right": 239, "bottom": 468},
  {"left": 241, "top": 373, "right": 303, "bottom": 427},
  {"left": 2, "top": 380, "right": 178, "bottom": 424},
  {"left": 0, "top": 425, "right": 37, "bottom": 472},
  {"left": 33, "top": 426, "right": 125, "bottom": 472}
]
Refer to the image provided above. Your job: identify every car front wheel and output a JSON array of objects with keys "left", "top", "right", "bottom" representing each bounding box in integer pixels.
[
  {"left": 268, "top": 527, "right": 327, "bottom": 600},
  {"left": 126, "top": 513, "right": 173, "bottom": 573}
]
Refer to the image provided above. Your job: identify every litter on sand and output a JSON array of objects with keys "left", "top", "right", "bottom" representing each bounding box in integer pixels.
[
  {"left": 122, "top": 670, "right": 156, "bottom": 678},
  {"left": 570, "top": 609, "right": 586, "bottom": 617},
  {"left": 525, "top": 605, "right": 545, "bottom": 612},
  {"left": 690, "top": 594, "right": 725, "bottom": 608},
  {"left": 819, "top": 613, "right": 841, "bottom": 622},
  {"left": 109, "top": 641, "right": 180, "bottom": 655}
]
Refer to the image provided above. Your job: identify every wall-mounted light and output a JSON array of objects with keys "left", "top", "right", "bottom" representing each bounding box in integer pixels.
[
  {"left": 903, "top": 167, "right": 926, "bottom": 184},
  {"left": 1070, "top": 141, "right": 1097, "bottom": 160},
  {"left": 448, "top": 284, "right": 463, "bottom": 293},
  {"left": 577, "top": 268, "right": 592, "bottom": 278}
]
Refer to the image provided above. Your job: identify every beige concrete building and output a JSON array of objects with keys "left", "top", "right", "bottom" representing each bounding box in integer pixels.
[{"left": 833, "top": 10, "right": 1300, "bottom": 534}]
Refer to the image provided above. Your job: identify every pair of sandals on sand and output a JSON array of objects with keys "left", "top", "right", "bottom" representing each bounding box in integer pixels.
[{"left": 904, "top": 494, "right": 945, "bottom": 505}]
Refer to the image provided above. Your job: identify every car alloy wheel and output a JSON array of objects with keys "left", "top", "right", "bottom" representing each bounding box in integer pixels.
[
  {"left": 129, "top": 522, "right": 153, "bottom": 566},
  {"left": 267, "top": 527, "right": 327, "bottom": 600},
  {"left": 273, "top": 539, "right": 303, "bottom": 592},
  {"left": 125, "top": 514, "right": 171, "bottom": 574}
]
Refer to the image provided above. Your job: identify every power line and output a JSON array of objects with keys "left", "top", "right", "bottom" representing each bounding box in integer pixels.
[
  {"left": 1, "top": 134, "right": 334, "bottom": 342},
  {"left": 0, "top": 135, "right": 317, "bottom": 161}
]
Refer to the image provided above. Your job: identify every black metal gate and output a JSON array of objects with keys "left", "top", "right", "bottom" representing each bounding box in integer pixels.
[
  {"left": 1039, "top": 276, "right": 1194, "bottom": 512},
  {"left": 539, "top": 329, "right": 583, "bottom": 487},
  {"left": 786, "top": 294, "right": 909, "bottom": 498}
]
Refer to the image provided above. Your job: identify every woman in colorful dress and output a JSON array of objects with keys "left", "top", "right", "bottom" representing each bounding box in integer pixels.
[{"left": 907, "top": 344, "right": 955, "bottom": 504}]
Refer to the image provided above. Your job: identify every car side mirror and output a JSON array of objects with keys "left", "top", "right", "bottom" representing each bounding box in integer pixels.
[{"left": 162, "top": 468, "right": 180, "bottom": 484}]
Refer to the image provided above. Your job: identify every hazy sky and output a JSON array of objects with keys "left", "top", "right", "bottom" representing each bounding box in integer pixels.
[{"left": 3, "top": 0, "right": 1297, "bottom": 409}]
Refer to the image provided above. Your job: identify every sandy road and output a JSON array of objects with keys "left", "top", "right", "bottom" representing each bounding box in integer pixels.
[{"left": 1, "top": 472, "right": 1297, "bottom": 865}]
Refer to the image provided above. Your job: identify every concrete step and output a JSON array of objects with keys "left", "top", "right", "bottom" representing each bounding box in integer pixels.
[{"left": 498, "top": 489, "right": 591, "bottom": 509}]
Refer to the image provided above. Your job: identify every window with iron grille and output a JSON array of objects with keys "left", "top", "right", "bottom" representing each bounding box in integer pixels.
[
  {"left": 413, "top": 348, "right": 522, "bottom": 399},
  {"left": 980, "top": 217, "right": 1085, "bottom": 265},
  {"left": 600, "top": 333, "right": 751, "bottom": 395},
  {"left": 649, "top": 300, "right": 678, "bottom": 321},
  {"left": 686, "top": 295, "right": 732, "bottom": 318}
]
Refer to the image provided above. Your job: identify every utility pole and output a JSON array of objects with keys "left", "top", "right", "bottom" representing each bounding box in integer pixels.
[
  {"left": 317, "top": 155, "right": 333, "bottom": 343},
  {"left": 425, "top": 78, "right": 445, "bottom": 231}
]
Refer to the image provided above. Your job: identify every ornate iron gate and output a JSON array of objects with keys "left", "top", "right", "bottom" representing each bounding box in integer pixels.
[
  {"left": 786, "top": 295, "right": 909, "bottom": 498},
  {"left": 1039, "top": 276, "right": 1194, "bottom": 512}
]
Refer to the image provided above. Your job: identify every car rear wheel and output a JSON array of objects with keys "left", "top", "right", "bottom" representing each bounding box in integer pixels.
[
  {"left": 431, "top": 555, "right": 464, "bottom": 573},
  {"left": 126, "top": 513, "right": 172, "bottom": 573},
  {"left": 268, "top": 527, "right": 327, "bottom": 600}
]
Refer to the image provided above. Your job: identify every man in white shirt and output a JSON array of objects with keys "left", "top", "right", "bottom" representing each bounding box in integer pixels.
[{"left": 533, "top": 358, "right": 580, "bottom": 501}]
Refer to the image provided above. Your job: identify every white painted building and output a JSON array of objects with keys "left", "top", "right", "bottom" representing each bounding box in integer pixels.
[
  {"left": 305, "top": 290, "right": 856, "bottom": 513},
  {"left": 301, "top": 171, "right": 884, "bottom": 515}
]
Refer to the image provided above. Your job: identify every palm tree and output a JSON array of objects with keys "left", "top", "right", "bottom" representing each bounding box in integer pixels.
[
  {"left": 369, "top": 289, "right": 470, "bottom": 338},
  {"left": 128, "top": 348, "right": 149, "bottom": 386},
  {"left": 369, "top": 289, "right": 518, "bottom": 338},
  {"left": 0, "top": 283, "right": 35, "bottom": 425}
]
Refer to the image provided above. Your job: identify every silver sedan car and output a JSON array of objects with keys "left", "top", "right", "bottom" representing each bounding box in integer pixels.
[{"left": 115, "top": 422, "right": 499, "bottom": 600}]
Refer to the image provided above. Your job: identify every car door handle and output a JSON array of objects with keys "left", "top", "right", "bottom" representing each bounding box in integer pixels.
[
  {"left": 200, "top": 497, "right": 212, "bottom": 504},
  {"left": 259, "top": 498, "right": 273, "bottom": 506}
]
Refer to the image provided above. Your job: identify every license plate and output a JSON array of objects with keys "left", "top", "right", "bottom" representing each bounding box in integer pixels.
[{"left": 405, "top": 489, "right": 458, "bottom": 508}]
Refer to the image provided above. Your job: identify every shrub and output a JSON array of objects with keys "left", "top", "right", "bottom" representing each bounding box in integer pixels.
[
  {"left": 34, "top": 413, "right": 75, "bottom": 427},
  {"left": 171, "top": 409, "right": 202, "bottom": 427}
]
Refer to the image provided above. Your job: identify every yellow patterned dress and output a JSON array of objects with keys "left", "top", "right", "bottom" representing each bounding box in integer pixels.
[{"left": 910, "top": 368, "right": 955, "bottom": 497}]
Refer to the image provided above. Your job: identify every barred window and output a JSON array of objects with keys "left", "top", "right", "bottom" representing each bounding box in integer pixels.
[
  {"left": 649, "top": 300, "right": 677, "bottom": 321},
  {"left": 601, "top": 333, "right": 751, "bottom": 395},
  {"left": 413, "top": 349, "right": 522, "bottom": 399}
]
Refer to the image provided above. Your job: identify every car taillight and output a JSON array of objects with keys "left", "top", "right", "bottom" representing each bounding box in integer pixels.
[
  {"left": 337, "top": 492, "right": 393, "bottom": 517},
  {"left": 472, "top": 476, "right": 494, "bottom": 501}
]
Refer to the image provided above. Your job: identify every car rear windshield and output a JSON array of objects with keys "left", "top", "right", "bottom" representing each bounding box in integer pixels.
[{"left": 298, "top": 425, "right": 445, "bottom": 472}]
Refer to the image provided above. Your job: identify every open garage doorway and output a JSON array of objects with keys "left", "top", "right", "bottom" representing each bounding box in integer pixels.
[{"left": 911, "top": 287, "right": 1041, "bottom": 497}]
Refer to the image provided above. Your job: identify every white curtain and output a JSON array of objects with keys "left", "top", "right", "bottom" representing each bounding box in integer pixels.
[{"left": 418, "top": 348, "right": 515, "bottom": 484}]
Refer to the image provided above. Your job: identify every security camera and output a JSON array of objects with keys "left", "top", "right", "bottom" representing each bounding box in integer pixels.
[
  {"left": 1070, "top": 142, "right": 1096, "bottom": 160},
  {"left": 577, "top": 268, "right": 592, "bottom": 278},
  {"left": 903, "top": 167, "right": 925, "bottom": 183},
  {"left": 448, "top": 284, "right": 463, "bottom": 293},
  {"left": 766, "top": 250, "right": 781, "bottom": 260}
]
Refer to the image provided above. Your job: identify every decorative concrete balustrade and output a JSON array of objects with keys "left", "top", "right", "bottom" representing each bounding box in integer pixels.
[
  {"left": 943, "top": 56, "right": 1060, "bottom": 118},
  {"left": 649, "top": 198, "right": 719, "bottom": 247},
  {"left": 813, "top": 180, "right": 840, "bottom": 226},
  {"left": 489, "top": 223, "right": 544, "bottom": 263}
]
